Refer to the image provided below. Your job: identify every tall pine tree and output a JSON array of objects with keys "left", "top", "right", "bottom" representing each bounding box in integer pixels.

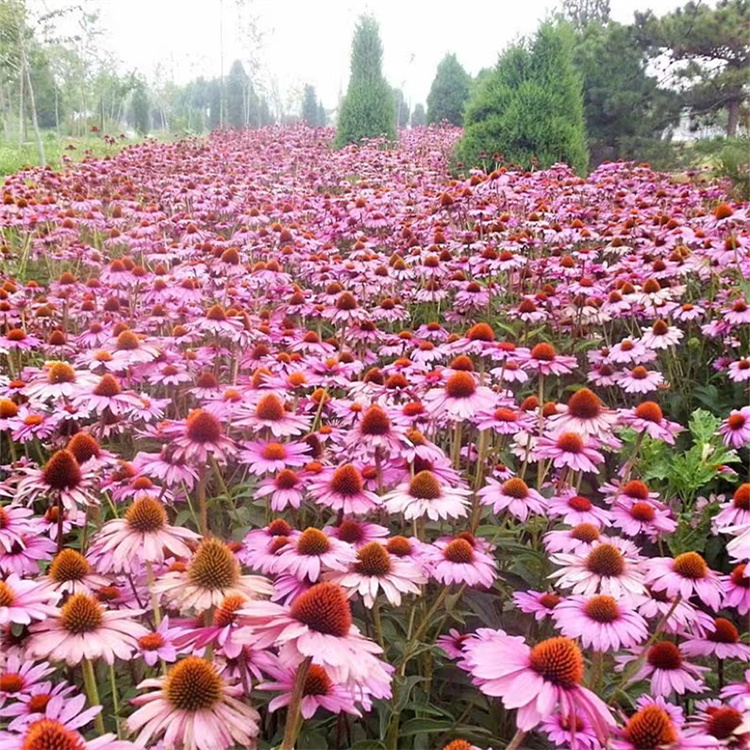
[
  {"left": 426, "top": 53, "right": 471, "bottom": 126},
  {"left": 335, "top": 15, "right": 395, "bottom": 147}
]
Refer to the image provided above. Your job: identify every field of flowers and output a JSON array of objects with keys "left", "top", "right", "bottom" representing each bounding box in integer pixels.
[{"left": 0, "top": 126, "right": 748, "bottom": 750}]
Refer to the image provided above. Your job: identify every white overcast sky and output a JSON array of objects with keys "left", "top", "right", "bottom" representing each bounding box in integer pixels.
[{"left": 65, "top": 0, "right": 690, "bottom": 108}]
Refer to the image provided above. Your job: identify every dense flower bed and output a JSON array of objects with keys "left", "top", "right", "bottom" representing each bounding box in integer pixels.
[{"left": 0, "top": 126, "right": 748, "bottom": 750}]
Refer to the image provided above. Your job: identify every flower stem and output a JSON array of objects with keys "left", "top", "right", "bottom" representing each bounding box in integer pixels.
[
  {"left": 108, "top": 663, "right": 122, "bottom": 738},
  {"left": 280, "top": 656, "right": 312, "bottom": 750},
  {"left": 82, "top": 658, "right": 106, "bottom": 736},
  {"left": 197, "top": 470, "right": 208, "bottom": 535},
  {"left": 145, "top": 560, "right": 161, "bottom": 626},
  {"left": 506, "top": 728, "right": 527, "bottom": 750}
]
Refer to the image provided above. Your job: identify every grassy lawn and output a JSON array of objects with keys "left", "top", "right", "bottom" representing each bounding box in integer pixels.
[{"left": 1, "top": 132, "right": 144, "bottom": 177}]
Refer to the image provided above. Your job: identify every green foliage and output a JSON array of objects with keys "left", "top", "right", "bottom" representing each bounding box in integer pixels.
[
  {"left": 410, "top": 103, "right": 426, "bottom": 127},
  {"left": 572, "top": 21, "right": 679, "bottom": 165},
  {"left": 130, "top": 79, "right": 150, "bottom": 137},
  {"left": 714, "top": 135, "right": 750, "bottom": 199},
  {"left": 301, "top": 84, "right": 319, "bottom": 126},
  {"left": 335, "top": 15, "right": 396, "bottom": 147},
  {"left": 457, "top": 22, "right": 588, "bottom": 174},
  {"left": 426, "top": 53, "right": 471, "bottom": 126},
  {"left": 226, "top": 59, "right": 259, "bottom": 128},
  {"left": 635, "top": 0, "right": 750, "bottom": 136},
  {"left": 393, "top": 88, "right": 409, "bottom": 129}
]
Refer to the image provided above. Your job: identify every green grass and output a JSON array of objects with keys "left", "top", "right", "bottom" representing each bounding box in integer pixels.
[{"left": 1, "top": 132, "right": 143, "bottom": 177}]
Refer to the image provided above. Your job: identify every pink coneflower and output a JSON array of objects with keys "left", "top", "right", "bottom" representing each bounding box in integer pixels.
[
  {"left": 611, "top": 498, "right": 676, "bottom": 541},
  {"left": 681, "top": 617, "right": 750, "bottom": 661},
  {"left": 1, "top": 717, "right": 133, "bottom": 750},
  {"left": 644, "top": 552, "right": 724, "bottom": 610},
  {"left": 424, "top": 536, "right": 496, "bottom": 588},
  {"left": 308, "top": 464, "right": 380, "bottom": 515},
  {"left": 720, "top": 408, "right": 750, "bottom": 448},
  {"left": 615, "top": 366, "right": 664, "bottom": 394},
  {"left": 0, "top": 679, "right": 76, "bottom": 726},
  {"left": 274, "top": 527, "right": 356, "bottom": 580},
  {"left": 3, "top": 691, "right": 100, "bottom": 736},
  {"left": 478, "top": 477, "right": 546, "bottom": 521},
  {"left": 0, "top": 656, "right": 54, "bottom": 700},
  {"left": 137, "top": 616, "right": 180, "bottom": 666},
  {"left": 422, "top": 370, "right": 496, "bottom": 420},
  {"left": 546, "top": 388, "right": 619, "bottom": 440},
  {"left": 0, "top": 532, "right": 56, "bottom": 576},
  {"left": 240, "top": 518, "right": 293, "bottom": 571},
  {"left": 475, "top": 406, "right": 535, "bottom": 435},
  {"left": 714, "top": 485, "right": 750, "bottom": 530},
  {"left": 39, "top": 548, "right": 109, "bottom": 596},
  {"left": 550, "top": 541, "right": 646, "bottom": 601},
  {"left": 259, "top": 660, "right": 362, "bottom": 718},
  {"left": 611, "top": 698, "right": 718, "bottom": 750},
  {"left": 619, "top": 401, "right": 682, "bottom": 444},
  {"left": 690, "top": 700, "right": 748, "bottom": 748},
  {"left": 544, "top": 522, "right": 605, "bottom": 554},
  {"left": 171, "top": 409, "right": 236, "bottom": 465},
  {"left": 72, "top": 373, "right": 143, "bottom": 416},
  {"left": 88, "top": 495, "right": 199, "bottom": 574},
  {"left": 552, "top": 594, "right": 648, "bottom": 651},
  {"left": 0, "top": 574, "right": 58, "bottom": 626},
  {"left": 0, "top": 503, "right": 35, "bottom": 552},
  {"left": 616, "top": 640, "right": 708, "bottom": 697},
  {"left": 127, "top": 656, "right": 261, "bottom": 750},
  {"left": 344, "top": 404, "right": 406, "bottom": 457},
  {"left": 640, "top": 319, "right": 683, "bottom": 349},
  {"left": 327, "top": 541, "right": 426, "bottom": 607},
  {"left": 237, "top": 582, "right": 391, "bottom": 686},
  {"left": 384, "top": 469, "right": 470, "bottom": 521},
  {"left": 608, "top": 337, "right": 649, "bottom": 364},
  {"left": 724, "top": 564, "right": 750, "bottom": 615},
  {"left": 520, "top": 342, "right": 578, "bottom": 377},
  {"left": 325, "top": 519, "right": 389, "bottom": 550},
  {"left": 16, "top": 449, "right": 97, "bottom": 511},
  {"left": 721, "top": 669, "right": 750, "bottom": 709},
  {"left": 513, "top": 590, "right": 564, "bottom": 621},
  {"left": 728, "top": 358, "right": 750, "bottom": 382},
  {"left": 536, "top": 431, "right": 605, "bottom": 473},
  {"left": 154, "top": 537, "right": 272, "bottom": 612},
  {"left": 23, "top": 361, "right": 97, "bottom": 403},
  {"left": 462, "top": 631, "right": 615, "bottom": 741},
  {"left": 236, "top": 392, "right": 310, "bottom": 437},
  {"left": 239, "top": 440, "right": 309, "bottom": 475},
  {"left": 541, "top": 710, "right": 601, "bottom": 750},
  {"left": 255, "top": 469, "right": 306, "bottom": 510},
  {"left": 178, "top": 593, "right": 253, "bottom": 659},
  {"left": 26, "top": 593, "right": 148, "bottom": 665},
  {"left": 133, "top": 447, "right": 200, "bottom": 490},
  {"left": 547, "top": 492, "right": 611, "bottom": 527}
]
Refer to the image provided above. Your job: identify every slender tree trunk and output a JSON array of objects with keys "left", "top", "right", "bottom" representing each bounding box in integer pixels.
[
  {"left": 727, "top": 98, "right": 740, "bottom": 138},
  {"left": 19, "top": 31, "right": 45, "bottom": 165},
  {"left": 18, "top": 65, "right": 25, "bottom": 144}
]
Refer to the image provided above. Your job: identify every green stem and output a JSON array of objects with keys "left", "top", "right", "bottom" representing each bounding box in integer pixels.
[
  {"left": 82, "top": 658, "right": 106, "bottom": 736},
  {"left": 506, "top": 729, "right": 527, "bottom": 750},
  {"left": 372, "top": 597, "right": 384, "bottom": 649},
  {"left": 280, "top": 656, "right": 312, "bottom": 750},
  {"left": 108, "top": 663, "right": 122, "bottom": 739}
]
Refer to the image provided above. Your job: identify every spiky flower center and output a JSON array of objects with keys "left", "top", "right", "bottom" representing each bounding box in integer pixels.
[
  {"left": 568, "top": 495, "right": 592, "bottom": 511},
  {"left": 530, "top": 343, "right": 556, "bottom": 361},
  {"left": 733, "top": 484, "right": 750, "bottom": 510},
  {"left": 445, "top": 371, "right": 476, "bottom": 399},
  {"left": 0, "top": 580, "right": 14, "bottom": 607},
  {"left": 672, "top": 551, "right": 708, "bottom": 580},
  {"left": 268, "top": 519, "right": 292, "bottom": 536},
  {"left": 297, "top": 528, "right": 331, "bottom": 556},
  {"left": 623, "top": 705, "right": 678, "bottom": 749},
  {"left": 647, "top": 641, "right": 682, "bottom": 670},
  {"left": 290, "top": 582, "right": 352, "bottom": 636},
  {"left": 442, "top": 741, "right": 474, "bottom": 750},
  {"left": 0, "top": 398, "right": 19, "bottom": 418},
  {"left": 255, "top": 393, "right": 285, "bottom": 421},
  {"left": 467, "top": 322, "right": 494, "bottom": 342},
  {"left": 164, "top": 657, "right": 223, "bottom": 711},
  {"left": 539, "top": 593, "right": 561, "bottom": 609},
  {"left": 304, "top": 664, "right": 332, "bottom": 696},
  {"left": 49, "top": 549, "right": 90, "bottom": 582},
  {"left": 408, "top": 470, "right": 442, "bottom": 500},
  {"left": 337, "top": 520, "right": 364, "bottom": 544},
  {"left": 47, "top": 362, "right": 76, "bottom": 384},
  {"left": 93, "top": 374, "right": 121, "bottom": 397},
  {"left": 706, "top": 706, "right": 743, "bottom": 740},
  {"left": 443, "top": 539, "right": 475, "bottom": 564},
  {"left": 583, "top": 595, "right": 620, "bottom": 623},
  {"left": 213, "top": 594, "right": 247, "bottom": 627},
  {"left": 629, "top": 502, "right": 655, "bottom": 522},
  {"left": 567, "top": 388, "right": 602, "bottom": 419},
  {"left": 20, "top": 718, "right": 86, "bottom": 750},
  {"left": 138, "top": 633, "right": 165, "bottom": 651},
  {"left": 60, "top": 593, "right": 103, "bottom": 634},
  {"left": 528, "top": 637, "right": 583, "bottom": 688},
  {"left": 125, "top": 496, "right": 167, "bottom": 533},
  {"left": 731, "top": 564, "right": 749, "bottom": 587},
  {"left": 586, "top": 544, "right": 625, "bottom": 577},
  {"left": 43, "top": 450, "right": 82, "bottom": 491},
  {"left": 502, "top": 478, "right": 529, "bottom": 499},
  {"left": 66, "top": 433, "right": 101, "bottom": 464},
  {"left": 387, "top": 536, "right": 413, "bottom": 557},
  {"left": 329, "top": 464, "right": 364, "bottom": 497},
  {"left": 187, "top": 538, "right": 239, "bottom": 591},
  {"left": 635, "top": 402, "right": 663, "bottom": 422},
  {"left": 360, "top": 405, "right": 391, "bottom": 435},
  {"left": 623, "top": 481, "right": 649, "bottom": 500},
  {"left": 275, "top": 469, "right": 299, "bottom": 489},
  {"left": 185, "top": 409, "right": 222, "bottom": 444},
  {"left": 709, "top": 617, "right": 739, "bottom": 644},
  {"left": 355, "top": 542, "right": 392, "bottom": 576},
  {"left": 262, "top": 443, "right": 287, "bottom": 461},
  {"left": 556, "top": 432, "right": 584, "bottom": 453},
  {"left": 571, "top": 523, "right": 600, "bottom": 543}
]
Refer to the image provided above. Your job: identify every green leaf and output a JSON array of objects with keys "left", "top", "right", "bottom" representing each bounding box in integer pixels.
[{"left": 399, "top": 719, "right": 456, "bottom": 736}]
